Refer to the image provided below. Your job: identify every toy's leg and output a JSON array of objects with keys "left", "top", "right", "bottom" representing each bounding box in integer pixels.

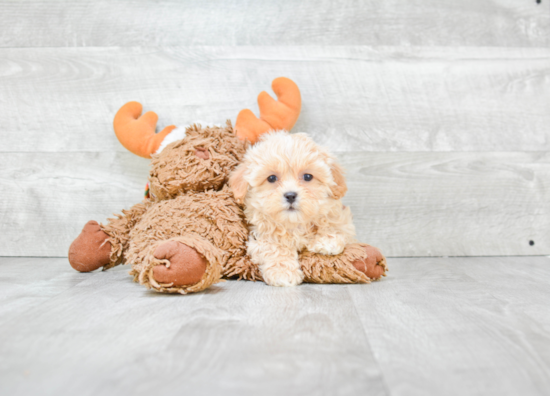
[
  {"left": 68, "top": 220, "right": 111, "bottom": 272},
  {"left": 299, "top": 243, "right": 388, "bottom": 284},
  {"left": 351, "top": 244, "right": 388, "bottom": 281},
  {"left": 100, "top": 202, "right": 150, "bottom": 269},
  {"left": 152, "top": 241, "right": 206, "bottom": 286},
  {"left": 68, "top": 202, "right": 149, "bottom": 272},
  {"left": 131, "top": 235, "right": 224, "bottom": 294}
]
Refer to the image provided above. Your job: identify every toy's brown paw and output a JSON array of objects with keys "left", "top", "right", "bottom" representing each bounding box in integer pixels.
[
  {"left": 153, "top": 241, "right": 207, "bottom": 286},
  {"left": 68, "top": 220, "right": 111, "bottom": 272},
  {"left": 352, "top": 245, "right": 387, "bottom": 280}
]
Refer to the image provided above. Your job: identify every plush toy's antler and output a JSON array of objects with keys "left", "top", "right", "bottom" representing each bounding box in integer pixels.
[
  {"left": 113, "top": 78, "right": 300, "bottom": 157},
  {"left": 113, "top": 102, "right": 176, "bottom": 158},
  {"left": 235, "top": 77, "right": 301, "bottom": 144}
]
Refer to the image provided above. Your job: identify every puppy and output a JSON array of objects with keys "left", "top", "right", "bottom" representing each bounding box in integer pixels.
[{"left": 229, "top": 131, "right": 356, "bottom": 287}]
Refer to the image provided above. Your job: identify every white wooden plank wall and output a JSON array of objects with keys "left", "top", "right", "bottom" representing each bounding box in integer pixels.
[
  {"left": 1, "top": 1, "right": 549, "bottom": 47},
  {"left": 0, "top": 1, "right": 549, "bottom": 257}
]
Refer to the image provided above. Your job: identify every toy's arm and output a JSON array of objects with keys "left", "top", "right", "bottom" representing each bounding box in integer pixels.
[
  {"left": 235, "top": 77, "right": 301, "bottom": 144},
  {"left": 68, "top": 202, "right": 151, "bottom": 272}
]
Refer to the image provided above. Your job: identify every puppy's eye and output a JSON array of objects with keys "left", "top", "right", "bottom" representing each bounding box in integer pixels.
[
  {"left": 303, "top": 174, "right": 313, "bottom": 182},
  {"left": 267, "top": 175, "right": 277, "bottom": 183}
]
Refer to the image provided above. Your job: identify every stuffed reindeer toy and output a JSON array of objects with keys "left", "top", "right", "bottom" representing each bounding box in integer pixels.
[{"left": 68, "top": 78, "right": 387, "bottom": 294}]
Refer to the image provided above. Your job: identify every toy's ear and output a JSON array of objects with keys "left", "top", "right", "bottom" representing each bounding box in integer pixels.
[
  {"left": 235, "top": 77, "right": 301, "bottom": 144},
  {"left": 228, "top": 162, "right": 249, "bottom": 204},
  {"left": 329, "top": 161, "right": 347, "bottom": 200}
]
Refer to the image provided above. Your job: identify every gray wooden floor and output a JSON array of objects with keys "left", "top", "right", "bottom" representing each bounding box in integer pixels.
[{"left": 1, "top": 256, "right": 549, "bottom": 396}]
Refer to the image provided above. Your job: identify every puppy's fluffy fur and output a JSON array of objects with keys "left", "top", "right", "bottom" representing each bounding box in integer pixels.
[{"left": 229, "top": 131, "right": 356, "bottom": 287}]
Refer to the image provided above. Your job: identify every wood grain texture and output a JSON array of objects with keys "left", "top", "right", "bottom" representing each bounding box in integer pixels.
[
  {"left": 1, "top": 256, "right": 550, "bottom": 395},
  {"left": 0, "top": 258, "right": 387, "bottom": 396},
  {"left": 1, "top": 46, "right": 549, "bottom": 153},
  {"left": 0, "top": 0, "right": 548, "bottom": 47},
  {"left": 349, "top": 256, "right": 550, "bottom": 396},
  {"left": 1, "top": 151, "right": 548, "bottom": 257},
  {"left": 342, "top": 151, "right": 550, "bottom": 257},
  {"left": 0, "top": 152, "right": 150, "bottom": 257},
  {"left": 446, "top": 257, "right": 550, "bottom": 329},
  {"left": 0, "top": 257, "right": 89, "bottom": 325}
]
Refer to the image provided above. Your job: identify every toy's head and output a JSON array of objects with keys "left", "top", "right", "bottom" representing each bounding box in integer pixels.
[
  {"left": 112, "top": 77, "right": 302, "bottom": 200},
  {"left": 148, "top": 123, "right": 246, "bottom": 201}
]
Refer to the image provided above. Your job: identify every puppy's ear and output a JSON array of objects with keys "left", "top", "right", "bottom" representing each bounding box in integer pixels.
[
  {"left": 329, "top": 161, "right": 347, "bottom": 199},
  {"left": 229, "top": 162, "right": 249, "bottom": 204}
]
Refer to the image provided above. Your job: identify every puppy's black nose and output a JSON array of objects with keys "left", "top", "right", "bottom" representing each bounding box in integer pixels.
[{"left": 284, "top": 192, "right": 297, "bottom": 203}]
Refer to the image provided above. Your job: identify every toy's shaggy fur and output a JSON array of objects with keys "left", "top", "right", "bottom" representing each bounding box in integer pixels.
[
  {"left": 127, "top": 187, "right": 250, "bottom": 293},
  {"left": 101, "top": 123, "right": 254, "bottom": 293},
  {"left": 300, "top": 243, "right": 387, "bottom": 284},
  {"left": 149, "top": 122, "right": 246, "bottom": 200}
]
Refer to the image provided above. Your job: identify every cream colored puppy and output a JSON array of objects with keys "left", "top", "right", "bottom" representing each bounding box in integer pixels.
[{"left": 229, "top": 131, "right": 356, "bottom": 287}]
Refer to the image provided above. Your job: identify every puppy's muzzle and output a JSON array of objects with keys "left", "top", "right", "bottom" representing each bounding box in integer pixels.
[{"left": 284, "top": 192, "right": 298, "bottom": 204}]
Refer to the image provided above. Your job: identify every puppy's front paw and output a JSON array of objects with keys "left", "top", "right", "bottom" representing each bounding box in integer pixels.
[
  {"left": 261, "top": 266, "right": 304, "bottom": 287},
  {"left": 308, "top": 235, "right": 345, "bottom": 256}
]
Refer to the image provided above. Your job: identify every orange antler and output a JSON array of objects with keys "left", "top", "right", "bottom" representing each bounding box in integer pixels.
[
  {"left": 113, "top": 102, "right": 176, "bottom": 158},
  {"left": 235, "top": 77, "right": 301, "bottom": 144}
]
